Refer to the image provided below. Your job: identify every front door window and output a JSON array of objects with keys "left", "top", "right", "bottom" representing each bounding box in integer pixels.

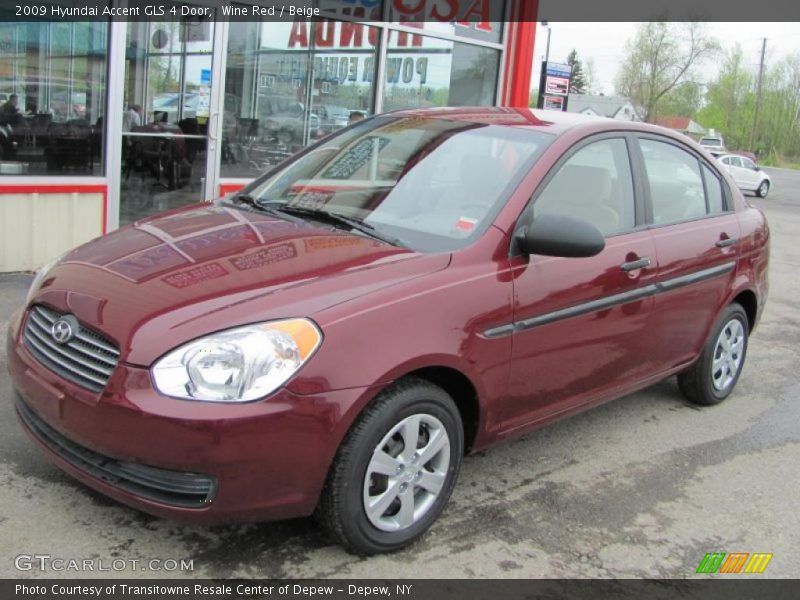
[{"left": 533, "top": 138, "right": 636, "bottom": 236}]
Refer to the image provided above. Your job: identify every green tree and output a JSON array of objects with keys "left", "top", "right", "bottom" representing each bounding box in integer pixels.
[
  {"left": 696, "top": 45, "right": 800, "bottom": 161},
  {"left": 567, "top": 49, "right": 588, "bottom": 95},
  {"left": 754, "top": 53, "right": 800, "bottom": 160},
  {"left": 615, "top": 22, "right": 719, "bottom": 122},
  {"left": 695, "top": 45, "right": 753, "bottom": 151},
  {"left": 659, "top": 81, "right": 703, "bottom": 118}
]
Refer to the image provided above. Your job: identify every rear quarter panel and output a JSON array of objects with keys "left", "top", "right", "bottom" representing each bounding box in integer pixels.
[{"left": 732, "top": 202, "right": 770, "bottom": 328}]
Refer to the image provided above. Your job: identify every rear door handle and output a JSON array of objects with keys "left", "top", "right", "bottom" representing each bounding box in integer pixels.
[
  {"left": 716, "top": 237, "right": 738, "bottom": 248},
  {"left": 620, "top": 257, "right": 652, "bottom": 272}
]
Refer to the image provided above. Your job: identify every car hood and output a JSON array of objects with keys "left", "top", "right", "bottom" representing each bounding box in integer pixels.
[{"left": 31, "top": 203, "right": 450, "bottom": 365}]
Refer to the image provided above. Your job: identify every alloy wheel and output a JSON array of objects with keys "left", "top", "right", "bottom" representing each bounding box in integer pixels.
[{"left": 362, "top": 413, "right": 450, "bottom": 532}]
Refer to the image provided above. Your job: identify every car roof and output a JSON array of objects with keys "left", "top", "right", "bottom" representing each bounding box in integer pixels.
[{"left": 388, "top": 106, "right": 684, "bottom": 138}]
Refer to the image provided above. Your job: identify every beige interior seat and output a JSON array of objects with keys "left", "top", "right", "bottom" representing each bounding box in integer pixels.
[{"left": 535, "top": 164, "right": 620, "bottom": 236}]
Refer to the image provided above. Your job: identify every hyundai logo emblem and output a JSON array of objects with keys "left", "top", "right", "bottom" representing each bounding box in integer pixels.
[{"left": 51, "top": 318, "right": 75, "bottom": 344}]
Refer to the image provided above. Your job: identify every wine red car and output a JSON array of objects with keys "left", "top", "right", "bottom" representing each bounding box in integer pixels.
[{"left": 7, "top": 108, "right": 769, "bottom": 554}]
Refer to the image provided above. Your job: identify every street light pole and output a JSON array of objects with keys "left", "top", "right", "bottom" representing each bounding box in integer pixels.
[
  {"left": 537, "top": 22, "right": 553, "bottom": 110},
  {"left": 543, "top": 22, "right": 552, "bottom": 65}
]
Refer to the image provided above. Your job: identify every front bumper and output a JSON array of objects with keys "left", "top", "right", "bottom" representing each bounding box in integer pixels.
[{"left": 7, "top": 309, "right": 376, "bottom": 524}]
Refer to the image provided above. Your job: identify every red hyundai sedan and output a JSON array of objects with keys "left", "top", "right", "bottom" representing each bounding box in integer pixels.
[{"left": 7, "top": 108, "right": 769, "bottom": 554}]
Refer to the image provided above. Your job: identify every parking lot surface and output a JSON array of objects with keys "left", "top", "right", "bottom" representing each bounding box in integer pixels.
[{"left": 1, "top": 167, "right": 798, "bottom": 578}]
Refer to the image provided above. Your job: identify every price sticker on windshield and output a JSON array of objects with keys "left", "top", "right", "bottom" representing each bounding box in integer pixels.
[{"left": 455, "top": 217, "right": 478, "bottom": 232}]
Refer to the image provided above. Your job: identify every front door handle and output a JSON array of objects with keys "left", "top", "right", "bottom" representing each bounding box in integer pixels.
[
  {"left": 716, "top": 237, "right": 738, "bottom": 248},
  {"left": 620, "top": 257, "right": 652, "bottom": 272}
]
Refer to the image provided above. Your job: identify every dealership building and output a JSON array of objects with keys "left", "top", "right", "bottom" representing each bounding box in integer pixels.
[{"left": 0, "top": 2, "right": 537, "bottom": 272}]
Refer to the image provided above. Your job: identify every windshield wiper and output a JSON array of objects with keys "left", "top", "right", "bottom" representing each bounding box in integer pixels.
[
  {"left": 234, "top": 194, "right": 287, "bottom": 214},
  {"left": 231, "top": 195, "right": 405, "bottom": 248},
  {"left": 263, "top": 204, "right": 406, "bottom": 248},
  {"left": 229, "top": 194, "right": 304, "bottom": 221},
  {"left": 234, "top": 193, "right": 258, "bottom": 206}
]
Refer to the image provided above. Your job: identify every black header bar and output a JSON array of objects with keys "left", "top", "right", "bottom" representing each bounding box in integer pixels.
[{"left": 1, "top": 0, "right": 800, "bottom": 22}]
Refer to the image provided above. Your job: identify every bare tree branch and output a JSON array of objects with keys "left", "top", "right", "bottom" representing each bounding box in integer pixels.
[{"left": 616, "top": 22, "right": 719, "bottom": 122}]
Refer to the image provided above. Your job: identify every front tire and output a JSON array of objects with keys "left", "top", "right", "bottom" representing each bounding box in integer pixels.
[
  {"left": 316, "top": 377, "right": 463, "bottom": 555},
  {"left": 756, "top": 180, "right": 770, "bottom": 198},
  {"left": 678, "top": 303, "right": 749, "bottom": 406}
]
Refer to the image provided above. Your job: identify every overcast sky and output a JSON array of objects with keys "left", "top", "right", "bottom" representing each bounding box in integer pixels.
[{"left": 530, "top": 22, "right": 800, "bottom": 96}]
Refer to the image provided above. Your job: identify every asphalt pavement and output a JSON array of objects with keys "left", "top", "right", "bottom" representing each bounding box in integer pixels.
[{"left": 1, "top": 168, "right": 798, "bottom": 578}]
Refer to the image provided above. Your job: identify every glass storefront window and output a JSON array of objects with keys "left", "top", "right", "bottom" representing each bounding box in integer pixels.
[
  {"left": 221, "top": 20, "right": 379, "bottom": 179},
  {"left": 0, "top": 22, "right": 107, "bottom": 176},
  {"left": 382, "top": 35, "right": 499, "bottom": 111}
]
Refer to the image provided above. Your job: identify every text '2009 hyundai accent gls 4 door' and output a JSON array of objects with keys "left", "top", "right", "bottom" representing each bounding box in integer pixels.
[{"left": 8, "top": 108, "right": 769, "bottom": 555}]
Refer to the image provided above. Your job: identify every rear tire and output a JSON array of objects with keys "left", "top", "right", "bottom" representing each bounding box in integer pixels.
[
  {"left": 678, "top": 303, "right": 749, "bottom": 406},
  {"left": 316, "top": 377, "right": 463, "bottom": 555}
]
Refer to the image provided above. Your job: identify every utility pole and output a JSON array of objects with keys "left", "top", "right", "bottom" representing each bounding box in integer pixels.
[{"left": 750, "top": 38, "right": 767, "bottom": 151}]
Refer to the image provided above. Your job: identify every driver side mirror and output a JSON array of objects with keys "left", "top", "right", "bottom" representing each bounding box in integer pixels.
[{"left": 516, "top": 213, "right": 605, "bottom": 258}]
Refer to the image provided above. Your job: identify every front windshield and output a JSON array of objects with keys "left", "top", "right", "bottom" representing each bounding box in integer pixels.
[{"left": 238, "top": 116, "right": 552, "bottom": 252}]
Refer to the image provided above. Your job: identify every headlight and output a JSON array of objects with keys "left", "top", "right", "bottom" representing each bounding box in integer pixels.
[
  {"left": 151, "top": 319, "right": 322, "bottom": 403},
  {"left": 26, "top": 252, "right": 67, "bottom": 304}
]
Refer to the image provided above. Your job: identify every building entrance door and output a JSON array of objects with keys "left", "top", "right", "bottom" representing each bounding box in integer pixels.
[{"left": 118, "top": 17, "right": 223, "bottom": 225}]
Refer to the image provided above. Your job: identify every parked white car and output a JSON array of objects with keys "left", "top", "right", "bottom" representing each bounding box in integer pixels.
[{"left": 717, "top": 154, "right": 771, "bottom": 198}]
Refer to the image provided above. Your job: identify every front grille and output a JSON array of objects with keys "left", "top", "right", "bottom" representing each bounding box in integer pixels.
[
  {"left": 23, "top": 305, "right": 120, "bottom": 392},
  {"left": 15, "top": 395, "right": 216, "bottom": 509}
]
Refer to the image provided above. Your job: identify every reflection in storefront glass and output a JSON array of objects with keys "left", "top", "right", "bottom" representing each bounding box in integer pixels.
[
  {"left": 221, "top": 21, "right": 378, "bottom": 179},
  {"left": 120, "top": 19, "right": 215, "bottom": 225},
  {"left": 317, "top": 0, "right": 505, "bottom": 44},
  {"left": 0, "top": 22, "right": 107, "bottom": 176},
  {"left": 128, "top": 21, "right": 214, "bottom": 127},
  {"left": 387, "top": 0, "right": 505, "bottom": 44},
  {"left": 220, "top": 16, "right": 503, "bottom": 182},
  {"left": 310, "top": 22, "right": 378, "bottom": 138},
  {"left": 382, "top": 36, "right": 499, "bottom": 111}
]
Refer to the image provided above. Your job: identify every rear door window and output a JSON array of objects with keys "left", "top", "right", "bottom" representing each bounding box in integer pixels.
[{"left": 639, "top": 139, "right": 707, "bottom": 225}]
